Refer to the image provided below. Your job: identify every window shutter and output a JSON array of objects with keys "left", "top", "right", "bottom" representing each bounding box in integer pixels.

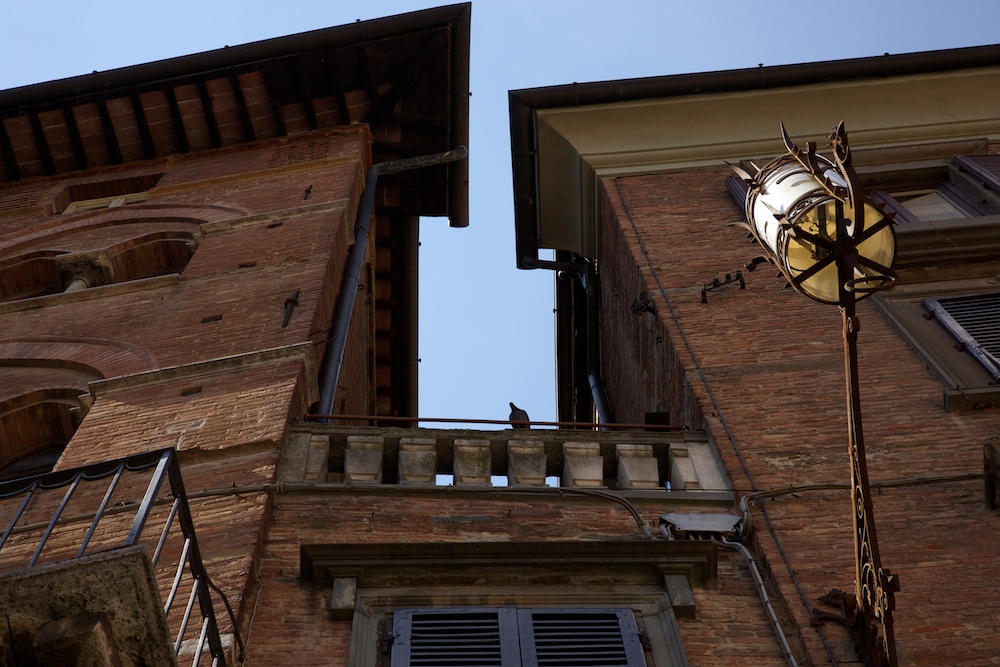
[
  {"left": 517, "top": 609, "right": 646, "bottom": 667},
  {"left": 392, "top": 608, "right": 520, "bottom": 667},
  {"left": 953, "top": 154, "right": 1000, "bottom": 188},
  {"left": 869, "top": 191, "right": 920, "bottom": 225},
  {"left": 923, "top": 291, "right": 1000, "bottom": 382}
]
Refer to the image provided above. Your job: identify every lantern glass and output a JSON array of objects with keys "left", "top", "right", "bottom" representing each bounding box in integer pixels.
[
  {"left": 784, "top": 200, "right": 895, "bottom": 303},
  {"left": 747, "top": 156, "right": 896, "bottom": 305}
]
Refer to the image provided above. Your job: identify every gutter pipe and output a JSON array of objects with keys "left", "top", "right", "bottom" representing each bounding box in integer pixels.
[
  {"left": 577, "top": 263, "right": 615, "bottom": 426},
  {"left": 522, "top": 255, "right": 615, "bottom": 427},
  {"left": 315, "top": 146, "right": 468, "bottom": 420}
]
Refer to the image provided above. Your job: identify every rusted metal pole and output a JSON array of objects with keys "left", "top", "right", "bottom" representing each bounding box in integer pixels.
[{"left": 834, "top": 148, "right": 899, "bottom": 666}]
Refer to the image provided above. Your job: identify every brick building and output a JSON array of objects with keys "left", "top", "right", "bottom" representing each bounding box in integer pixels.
[
  {"left": 2, "top": 3, "right": 998, "bottom": 667},
  {"left": 510, "top": 46, "right": 1000, "bottom": 666}
]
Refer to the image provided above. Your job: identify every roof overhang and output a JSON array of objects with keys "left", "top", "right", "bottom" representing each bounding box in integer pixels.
[
  {"left": 509, "top": 44, "right": 1000, "bottom": 267},
  {"left": 0, "top": 3, "right": 470, "bottom": 226}
]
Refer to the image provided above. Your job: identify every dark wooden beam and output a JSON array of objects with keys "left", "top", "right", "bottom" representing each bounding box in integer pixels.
[
  {"left": 365, "top": 31, "right": 447, "bottom": 124},
  {"left": 325, "top": 55, "right": 352, "bottom": 123},
  {"left": 0, "top": 119, "right": 21, "bottom": 181},
  {"left": 293, "top": 57, "right": 319, "bottom": 130},
  {"left": 28, "top": 111, "right": 56, "bottom": 175},
  {"left": 63, "top": 106, "right": 89, "bottom": 170},
  {"left": 196, "top": 78, "right": 222, "bottom": 148},
  {"left": 228, "top": 70, "right": 256, "bottom": 142},
  {"left": 356, "top": 44, "right": 380, "bottom": 117},
  {"left": 164, "top": 86, "right": 190, "bottom": 153},
  {"left": 95, "top": 98, "right": 123, "bottom": 164},
  {"left": 260, "top": 70, "right": 287, "bottom": 137},
  {"left": 129, "top": 93, "right": 156, "bottom": 159}
]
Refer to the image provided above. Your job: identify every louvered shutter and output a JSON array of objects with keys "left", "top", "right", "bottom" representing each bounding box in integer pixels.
[
  {"left": 392, "top": 608, "right": 520, "bottom": 667},
  {"left": 517, "top": 609, "right": 646, "bottom": 667},
  {"left": 392, "top": 608, "right": 647, "bottom": 667},
  {"left": 953, "top": 154, "right": 1000, "bottom": 188},
  {"left": 923, "top": 291, "right": 1000, "bottom": 381}
]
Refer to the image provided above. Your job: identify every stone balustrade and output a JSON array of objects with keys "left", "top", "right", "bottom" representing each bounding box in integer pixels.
[{"left": 280, "top": 425, "right": 727, "bottom": 493}]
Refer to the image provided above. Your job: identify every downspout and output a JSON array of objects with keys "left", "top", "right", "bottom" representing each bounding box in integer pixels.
[
  {"left": 316, "top": 146, "right": 468, "bottom": 420},
  {"left": 577, "top": 263, "right": 615, "bottom": 426},
  {"left": 522, "top": 255, "right": 615, "bottom": 427}
]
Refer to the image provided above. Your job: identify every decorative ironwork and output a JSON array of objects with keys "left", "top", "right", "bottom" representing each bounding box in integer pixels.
[
  {"left": 739, "top": 122, "right": 900, "bottom": 667},
  {"left": 832, "top": 123, "right": 900, "bottom": 666},
  {"left": 0, "top": 448, "right": 243, "bottom": 666}
]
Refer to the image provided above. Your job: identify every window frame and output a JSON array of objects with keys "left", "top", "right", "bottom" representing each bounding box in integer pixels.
[
  {"left": 922, "top": 291, "right": 1000, "bottom": 382},
  {"left": 874, "top": 280, "right": 1000, "bottom": 410},
  {"left": 62, "top": 191, "right": 149, "bottom": 214},
  {"left": 391, "top": 606, "right": 647, "bottom": 667},
  {"left": 870, "top": 183, "right": 985, "bottom": 225},
  {"left": 301, "top": 541, "right": 711, "bottom": 667}
]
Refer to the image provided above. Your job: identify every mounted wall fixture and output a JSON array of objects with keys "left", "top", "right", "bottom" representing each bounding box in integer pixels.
[
  {"left": 733, "top": 122, "right": 899, "bottom": 667},
  {"left": 736, "top": 123, "right": 896, "bottom": 304}
]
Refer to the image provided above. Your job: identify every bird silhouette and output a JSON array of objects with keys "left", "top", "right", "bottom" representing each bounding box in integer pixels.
[{"left": 509, "top": 402, "right": 530, "bottom": 429}]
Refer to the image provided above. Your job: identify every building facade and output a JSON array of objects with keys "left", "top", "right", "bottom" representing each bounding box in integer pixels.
[
  {"left": 3, "top": 4, "right": 999, "bottom": 666},
  {"left": 0, "top": 5, "right": 764, "bottom": 666},
  {"left": 510, "top": 46, "right": 1000, "bottom": 666}
]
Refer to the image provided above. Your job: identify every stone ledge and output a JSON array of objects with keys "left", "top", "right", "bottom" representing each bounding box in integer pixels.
[{"left": 0, "top": 546, "right": 175, "bottom": 667}]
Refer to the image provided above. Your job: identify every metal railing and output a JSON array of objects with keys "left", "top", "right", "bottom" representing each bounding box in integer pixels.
[{"left": 0, "top": 448, "right": 243, "bottom": 665}]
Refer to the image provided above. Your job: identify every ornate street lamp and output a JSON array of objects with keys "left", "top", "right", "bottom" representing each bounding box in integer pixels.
[{"left": 734, "top": 122, "right": 900, "bottom": 667}]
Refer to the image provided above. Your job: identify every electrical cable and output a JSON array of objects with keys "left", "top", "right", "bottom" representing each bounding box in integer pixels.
[{"left": 715, "top": 535, "right": 800, "bottom": 667}]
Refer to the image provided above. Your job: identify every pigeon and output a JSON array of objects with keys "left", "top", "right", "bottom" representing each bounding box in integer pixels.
[{"left": 509, "top": 402, "right": 530, "bottom": 429}]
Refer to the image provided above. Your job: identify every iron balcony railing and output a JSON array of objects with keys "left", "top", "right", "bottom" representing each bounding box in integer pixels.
[{"left": 0, "top": 448, "right": 244, "bottom": 666}]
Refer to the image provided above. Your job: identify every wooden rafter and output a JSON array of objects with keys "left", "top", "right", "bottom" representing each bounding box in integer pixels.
[
  {"left": 129, "top": 93, "right": 156, "bottom": 159},
  {"left": 164, "top": 86, "right": 190, "bottom": 153},
  {"left": 63, "top": 105, "right": 89, "bottom": 170},
  {"left": 95, "top": 98, "right": 123, "bottom": 164},
  {"left": 28, "top": 111, "right": 56, "bottom": 175},
  {"left": 260, "top": 70, "right": 287, "bottom": 137},
  {"left": 293, "top": 57, "right": 319, "bottom": 131},
  {"left": 325, "top": 55, "right": 352, "bottom": 123},
  {"left": 365, "top": 31, "right": 447, "bottom": 124},
  {"left": 0, "top": 119, "right": 21, "bottom": 181},
  {"left": 228, "top": 70, "right": 256, "bottom": 142},
  {"left": 197, "top": 79, "right": 222, "bottom": 148}
]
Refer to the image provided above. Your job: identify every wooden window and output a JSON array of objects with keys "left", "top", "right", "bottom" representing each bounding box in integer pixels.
[
  {"left": 871, "top": 154, "right": 1000, "bottom": 226},
  {"left": 56, "top": 173, "right": 162, "bottom": 214},
  {"left": 391, "top": 608, "right": 646, "bottom": 667},
  {"left": 62, "top": 191, "right": 149, "bottom": 214},
  {"left": 875, "top": 187, "right": 979, "bottom": 223}
]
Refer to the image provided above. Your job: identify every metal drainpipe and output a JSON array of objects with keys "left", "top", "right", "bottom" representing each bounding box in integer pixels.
[
  {"left": 315, "top": 146, "right": 468, "bottom": 421},
  {"left": 522, "top": 255, "right": 615, "bottom": 427},
  {"left": 577, "top": 263, "right": 615, "bottom": 427}
]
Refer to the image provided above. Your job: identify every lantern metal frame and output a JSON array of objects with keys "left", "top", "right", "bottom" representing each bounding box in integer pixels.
[{"left": 736, "top": 122, "right": 900, "bottom": 667}]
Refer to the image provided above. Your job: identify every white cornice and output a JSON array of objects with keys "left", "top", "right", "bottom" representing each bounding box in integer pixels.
[{"left": 533, "top": 66, "right": 1000, "bottom": 259}]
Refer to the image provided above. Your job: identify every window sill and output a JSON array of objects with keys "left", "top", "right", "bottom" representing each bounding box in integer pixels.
[{"left": 944, "top": 385, "right": 1000, "bottom": 411}]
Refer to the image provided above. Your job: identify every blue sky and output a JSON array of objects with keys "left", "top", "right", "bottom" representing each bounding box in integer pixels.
[{"left": 4, "top": 1, "right": 1000, "bottom": 428}]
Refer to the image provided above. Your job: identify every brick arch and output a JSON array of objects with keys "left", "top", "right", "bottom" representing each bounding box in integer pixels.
[
  {"left": 0, "top": 203, "right": 245, "bottom": 257},
  {"left": 0, "top": 250, "right": 64, "bottom": 300},
  {"left": 105, "top": 230, "right": 197, "bottom": 282},
  {"left": 0, "top": 341, "right": 156, "bottom": 479},
  {"left": 0, "top": 337, "right": 158, "bottom": 380},
  {"left": 0, "top": 378, "right": 101, "bottom": 480}
]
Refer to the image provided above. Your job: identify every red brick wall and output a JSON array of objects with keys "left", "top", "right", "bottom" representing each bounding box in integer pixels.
[
  {"left": 0, "top": 129, "right": 373, "bottom": 659},
  {"left": 246, "top": 492, "right": 791, "bottom": 667},
  {"left": 0, "top": 129, "right": 369, "bottom": 424},
  {"left": 601, "top": 169, "right": 1000, "bottom": 666}
]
